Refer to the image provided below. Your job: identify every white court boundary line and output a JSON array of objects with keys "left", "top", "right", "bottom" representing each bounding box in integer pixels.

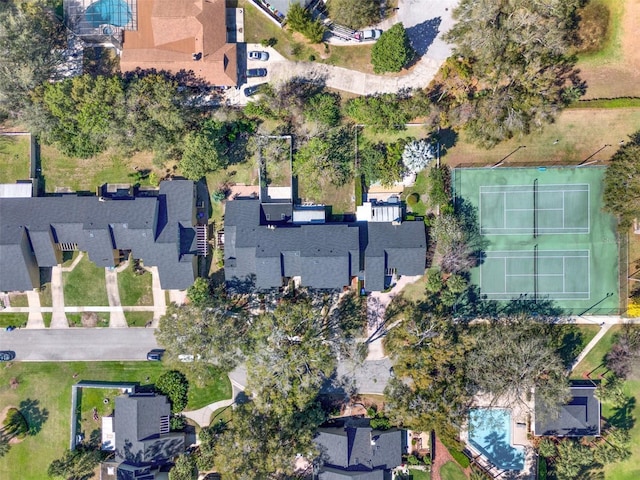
[
  {"left": 480, "top": 250, "right": 591, "bottom": 299},
  {"left": 479, "top": 183, "right": 590, "bottom": 235}
]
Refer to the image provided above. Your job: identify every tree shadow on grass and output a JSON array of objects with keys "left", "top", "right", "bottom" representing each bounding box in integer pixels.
[
  {"left": 605, "top": 396, "right": 636, "bottom": 431},
  {"left": 19, "top": 398, "right": 49, "bottom": 436}
]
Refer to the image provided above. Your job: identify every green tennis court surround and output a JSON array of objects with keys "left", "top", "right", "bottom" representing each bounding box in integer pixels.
[{"left": 453, "top": 167, "right": 619, "bottom": 314}]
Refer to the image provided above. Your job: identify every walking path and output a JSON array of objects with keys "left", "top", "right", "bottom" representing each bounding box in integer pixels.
[
  {"left": 25, "top": 291, "right": 44, "bottom": 329},
  {"left": 571, "top": 322, "right": 614, "bottom": 371},
  {"left": 147, "top": 266, "right": 167, "bottom": 327},
  {"left": 50, "top": 265, "right": 68, "bottom": 328},
  {"left": 183, "top": 398, "right": 235, "bottom": 428},
  {"left": 105, "top": 268, "right": 127, "bottom": 328},
  {"left": 366, "top": 275, "right": 422, "bottom": 360}
]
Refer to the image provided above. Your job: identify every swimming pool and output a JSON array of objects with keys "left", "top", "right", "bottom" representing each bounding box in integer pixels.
[
  {"left": 85, "top": 0, "right": 132, "bottom": 28},
  {"left": 468, "top": 408, "right": 525, "bottom": 471}
]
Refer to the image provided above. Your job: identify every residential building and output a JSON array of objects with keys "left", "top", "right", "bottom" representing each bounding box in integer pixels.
[
  {"left": 64, "top": 0, "right": 238, "bottom": 86},
  {"left": 0, "top": 180, "right": 201, "bottom": 292},
  {"left": 223, "top": 198, "right": 426, "bottom": 292},
  {"left": 314, "top": 423, "right": 407, "bottom": 480},
  {"left": 534, "top": 383, "right": 601, "bottom": 437},
  {"left": 101, "top": 392, "right": 184, "bottom": 480}
]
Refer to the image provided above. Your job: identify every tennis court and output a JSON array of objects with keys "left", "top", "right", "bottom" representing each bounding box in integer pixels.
[
  {"left": 453, "top": 167, "right": 619, "bottom": 314},
  {"left": 480, "top": 183, "right": 589, "bottom": 235}
]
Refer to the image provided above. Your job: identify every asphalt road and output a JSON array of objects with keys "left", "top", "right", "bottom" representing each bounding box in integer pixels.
[{"left": 0, "top": 328, "right": 160, "bottom": 362}]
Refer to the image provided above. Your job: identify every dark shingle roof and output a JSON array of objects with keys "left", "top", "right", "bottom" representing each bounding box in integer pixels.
[
  {"left": 535, "top": 385, "right": 601, "bottom": 437},
  {"left": 114, "top": 393, "right": 184, "bottom": 465},
  {"left": 319, "top": 467, "right": 384, "bottom": 480},
  {"left": 315, "top": 426, "right": 403, "bottom": 473},
  {"left": 224, "top": 199, "right": 425, "bottom": 292},
  {"left": 0, "top": 180, "right": 196, "bottom": 291}
]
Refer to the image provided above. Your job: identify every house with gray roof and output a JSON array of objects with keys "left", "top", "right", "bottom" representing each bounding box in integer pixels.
[
  {"left": 534, "top": 383, "right": 601, "bottom": 437},
  {"left": 223, "top": 198, "right": 426, "bottom": 292},
  {"left": 0, "top": 179, "right": 202, "bottom": 292},
  {"left": 106, "top": 392, "right": 184, "bottom": 480},
  {"left": 314, "top": 424, "right": 406, "bottom": 480}
]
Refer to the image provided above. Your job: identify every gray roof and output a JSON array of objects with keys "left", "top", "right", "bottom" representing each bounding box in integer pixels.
[
  {"left": 114, "top": 393, "right": 184, "bottom": 465},
  {"left": 0, "top": 180, "right": 197, "bottom": 292},
  {"left": 319, "top": 467, "right": 384, "bottom": 480},
  {"left": 535, "top": 385, "right": 601, "bottom": 437},
  {"left": 315, "top": 427, "right": 403, "bottom": 472},
  {"left": 223, "top": 199, "right": 425, "bottom": 292}
]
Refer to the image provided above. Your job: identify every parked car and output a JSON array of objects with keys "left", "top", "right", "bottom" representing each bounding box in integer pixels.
[
  {"left": 361, "top": 29, "right": 382, "bottom": 40},
  {"left": 246, "top": 68, "right": 267, "bottom": 78},
  {"left": 244, "top": 84, "right": 265, "bottom": 97},
  {"left": 146, "top": 349, "right": 164, "bottom": 361},
  {"left": 0, "top": 351, "right": 15, "bottom": 362},
  {"left": 248, "top": 50, "right": 269, "bottom": 61}
]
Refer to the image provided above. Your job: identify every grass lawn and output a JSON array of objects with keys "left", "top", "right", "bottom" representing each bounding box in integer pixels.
[
  {"left": 187, "top": 367, "right": 232, "bottom": 411},
  {"left": 571, "top": 325, "right": 621, "bottom": 379},
  {"left": 62, "top": 255, "right": 108, "bottom": 306},
  {"left": 409, "top": 468, "right": 431, "bottom": 480},
  {"left": 117, "top": 263, "right": 153, "bottom": 306},
  {"left": 240, "top": 0, "right": 375, "bottom": 73},
  {"left": 125, "top": 312, "right": 154, "bottom": 327},
  {"left": 8, "top": 293, "right": 29, "bottom": 308},
  {"left": 444, "top": 108, "right": 640, "bottom": 167},
  {"left": 40, "top": 145, "right": 165, "bottom": 193},
  {"left": 361, "top": 125, "right": 430, "bottom": 145},
  {"left": 0, "top": 361, "right": 231, "bottom": 480},
  {"left": 439, "top": 461, "right": 467, "bottom": 480},
  {"left": 0, "top": 313, "right": 28, "bottom": 328},
  {"left": 576, "top": 0, "right": 624, "bottom": 67},
  {"left": 66, "top": 312, "right": 110, "bottom": 328},
  {"left": 77, "top": 387, "right": 121, "bottom": 443},
  {"left": 0, "top": 135, "right": 30, "bottom": 183},
  {"left": 602, "top": 378, "right": 640, "bottom": 480}
]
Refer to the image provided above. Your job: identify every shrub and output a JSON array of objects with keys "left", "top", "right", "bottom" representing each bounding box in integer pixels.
[
  {"left": 170, "top": 414, "right": 187, "bottom": 431},
  {"left": 407, "top": 192, "right": 420, "bottom": 205},
  {"left": 155, "top": 370, "right": 189, "bottom": 413},
  {"left": 575, "top": 2, "right": 609, "bottom": 53},
  {"left": 402, "top": 139, "right": 435, "bottom": 174},
  {"left": 537, "top": 457, "right": 547, "bottom": 480},
  {"left": 371, "top": 23, "right": 414, "bottom": 73},
  {"left": 369, "top": 411, "right": 391, "bottom": 430},
  {"left": 327, "top": 0, "right": 380, "bottom": 30}
]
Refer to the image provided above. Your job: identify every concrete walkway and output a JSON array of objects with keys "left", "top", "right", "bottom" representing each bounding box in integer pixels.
[
  {"left": 366, "top": 275, "right": 422, "bottom": 360},
  {"left": 147, "top": 266, "right": 167, "bottom": 327},
  {"left": 25, "top": 290, "right": 45, "bottom": 329},
  {"left": 571, "top": 322, "right": 614, "bottom": 372},
  {"left": 50, "top": 266, "right": 68, "bottom": 328},
  {"left": 105, "top": 268, "right": 127, "bottom": 328},
  {"left": 182, "top": 398, "right": 235, "bottom": 428}
]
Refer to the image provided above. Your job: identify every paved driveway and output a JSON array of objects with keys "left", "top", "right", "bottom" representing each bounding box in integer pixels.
[{"left": 377, "top": 0, "right": 459, "bottom": 61}]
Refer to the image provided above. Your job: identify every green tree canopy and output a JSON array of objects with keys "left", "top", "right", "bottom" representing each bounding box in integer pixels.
[
  {"left": 169, "top": 454, "right": 197, "bottom": 480},
  {"left": 246, "top": 295, "right": 336, "bottom": 415},
  {"left": 47, "top": 447, "right": 103, "bottom": 480},
  {"left": 327, "top": 0, "right": 380, "bottom": 29},
  {"left": 155, "top": 370, "right": 189, "bottom": 413},
  {"left": 384, "top": 303, "right": 473, "bottom": 442},
  {"left": 179, "top": 120, "right": 227, "bottom": 180},
  {"left": 344, "top": 93, "right": 412, "bottom": 132},
  {"left": 214, "top": 401, "right": 324, "bottom": 479},
  {"left": 0, "top": 1, "right": 65, "bottom": 118},
  {"left": 442, "top": 0, "right": 584, "bottom": 147},
  {"left": 371, "top": 23, "right": 414, "bottom": 74},
  {"left": 294, "top": 127, "right": 354, "bottom": 200},
  {"left": 303, "top": 92, "right": 342, "bottom": 127},
  {"left": 467, "top": 318, "right": 570, "bottom": 410},
  {"left": 155, "top": 300, "right": 248, "bottom": 379},
  {"left": 34, "top": 73, "right": 192, "bottom": 160},
  {"left": 603, "top": 132, "right": 640, "bottom": 228}
]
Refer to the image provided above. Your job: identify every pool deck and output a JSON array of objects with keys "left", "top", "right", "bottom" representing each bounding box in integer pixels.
[{"left": 461, "top": 393, "right": 537, "bottom": 479}]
